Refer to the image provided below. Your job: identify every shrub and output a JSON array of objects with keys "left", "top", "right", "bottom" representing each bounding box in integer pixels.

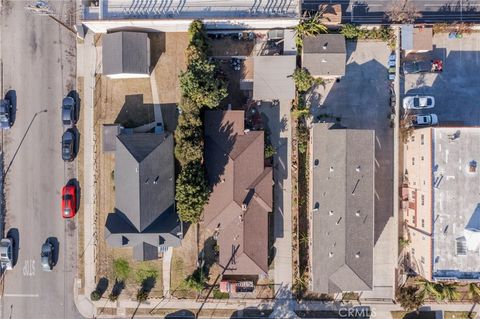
[
  {"left": 291, "top": 68, "right": 316, "bottom": 93},
  {"left": 136, "top": 289, "right": 149, "bottom": 302},
  {"left": 176, "top": 161, "right": 210, "bottom": 223},
  {"left": 184, "top": 268, "right": 207, "bottom": 292},
  {"left": 397, "top": 286, "right": 424, "bottom": 311},
  {"left": 112, "top": 258, "right": 131, "bottom": 281},
  {"left": 135, "top": 264, "right": 159, "bottom": 285},
  {"left": 174, "top": 111, "right": 204, "bottom": 166},
  {"left": 108, "top": 292, "right": 119, "bottom": 302},
  {"left": 264, "top": 144, "right": 276, "bottom": 159},
  {"left": 90, "top": 290, "right": 101, "bottom": 301},
  {"left": 212, "top": 288, "right": 229, "bottom": 299}
]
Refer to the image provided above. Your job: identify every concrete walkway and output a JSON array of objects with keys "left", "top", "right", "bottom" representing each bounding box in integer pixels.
[
  {"left": 163, "top": 247, "right": 173, "bottom": 298},
  {"left": 76, "top": 29, "right": 98, "bottom": 318}
]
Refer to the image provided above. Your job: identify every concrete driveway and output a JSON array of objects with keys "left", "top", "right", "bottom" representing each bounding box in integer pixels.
[
  {"left": 403, "top": 33, "right": 480, "bottom": 126},
  {"left": 310, "top": 41, "right": 396, "bottom": 300}
]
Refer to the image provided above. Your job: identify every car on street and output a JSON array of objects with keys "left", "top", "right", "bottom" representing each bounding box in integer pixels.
[
  {"left": 62, "top": 184, "right": 76, "bottom": 218},
  {"left": 0, "top": 98, "right": 13, "bottom": 129},
  {"left": 41, "top": 241, "right": 54, "bottom": 271},
  {"left": 412, "top": 114, "right": 439, "bottom": 126},
  {"left": 0, "top": 238, "right": 13, "bottom": 270},
  {"left": 62, "top": 96, "right": 76, "bottom": 127},
  {"left": 403, "top": 95, "right": 435, "bottom": 110},
  {"left": 62, "top": 129, "right": 75, "bottom": 162}
]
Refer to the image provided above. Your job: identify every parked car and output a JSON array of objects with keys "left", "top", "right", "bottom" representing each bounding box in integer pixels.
[
  {"left": 41, "top": 241, "right": 54, "bottom": 271},
  {"left": 403, "top": 95, "right": 435, "bottom": 110},
  {"left": 0, "top": 238, "right": 13, "bottom": 270},
  {"left": 62, "top": 129, "right": 75, "bottom": 162},
  {"left": 412, "top": 114, "right": 439, "bottom": 126},
  {"left": 62, "top": 184, "right": 76, "bottom": 218},
  {"left": 403, "top": 59, "right": 443, "bottom": 74},
  {"left": 62, "top": 97, "right": 76, "bottom": 127},
  {"left": 0, "top": 98, "right": 13, "bottom": 129}
]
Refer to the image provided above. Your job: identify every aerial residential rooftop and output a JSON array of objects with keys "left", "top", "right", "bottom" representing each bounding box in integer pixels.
[
  {"left": 310, "top": 123, "right": 375, "bottom": 293},
  {"left": 432, "top": 127, "right": 480, "bottom": 280}
]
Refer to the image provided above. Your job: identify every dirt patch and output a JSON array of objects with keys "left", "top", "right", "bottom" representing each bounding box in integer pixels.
[
  {"left": 92, "top": 74, "right": 164, "bottom": 299},
  {"left": 210, "top": 37, "right": 255, "bottom": 57},
  {"left": 151, "top": 32, "right": 189, "bottom": 105},
  {"left": 170, "top": 225, "right": 198, "bottom": 299}
]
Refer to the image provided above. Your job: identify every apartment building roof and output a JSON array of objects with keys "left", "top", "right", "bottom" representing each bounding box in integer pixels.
[
  {"left": 431, "top": 127, "right": 480, "bottom": 280},
  {"left": 310, "top": 123, "right": 375, "bottom": 293}
]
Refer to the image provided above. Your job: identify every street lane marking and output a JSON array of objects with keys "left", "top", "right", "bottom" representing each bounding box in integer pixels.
[
  {"left": 3, "top": 294, "right": 39, "bottom": 298},
  {"left": 22, "top": 259, "right": 35, "bottom": 276}
]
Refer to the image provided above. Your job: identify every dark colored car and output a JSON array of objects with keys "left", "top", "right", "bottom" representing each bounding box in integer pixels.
[
  {"left": 402, "top": 60, "right": 432, "bottom": 74},
  {"left": 61, "top": 184, "right": 76, "bottom": 218},
  {"left": 62, "top": 97, "right": 76, "bottom": 127},
  {"left": 62, "top": 129, "right": 75, "bottom": 162},
  {"left": 41, "top": 241, "right": 54, "bottom": 272},
  {"left": 0, "top": 99, "right": 13, "bottom": 129}
]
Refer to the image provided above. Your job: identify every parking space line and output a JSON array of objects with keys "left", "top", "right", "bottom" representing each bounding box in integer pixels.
[{"left": 2, "top": 294, "right": 39, "bottom": 298}]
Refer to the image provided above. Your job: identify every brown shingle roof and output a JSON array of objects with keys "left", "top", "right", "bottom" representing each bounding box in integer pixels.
[{"left": 204, "top": 110, "right": 272, "bottom": 276}]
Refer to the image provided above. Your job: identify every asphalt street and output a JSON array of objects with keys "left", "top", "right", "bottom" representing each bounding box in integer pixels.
[
  {"left": 303, "top": 0, "right": 480, "bottom": 23},
  {"left": 0, "top": 1, "right": 81, "bottom": 318}
]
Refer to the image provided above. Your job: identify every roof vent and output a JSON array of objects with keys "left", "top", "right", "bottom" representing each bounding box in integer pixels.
[
  {"left": 330, "top": 166, "right": 334, "bottom": 172},
  {"left": 145, "top": 178, "right": 149, "bottom": 184},
  {"left": 329, "top": 252, "right": 333, "bottom": 258},
  {"left": 356, "top": 166, "right": 361, "bottom": 172},
  {"left": 329, "top": 210, "right": 334, "bottom": 216},
  {"left": 313, "top": 202, "right": 320, "bottom": 211},
  {"left": 314, "top": 159, "right": 319, "bottom": 166},
  {"left": 355, "top": 210, "right": 360, "bottom": 217},
  {"left": 336, "top": 217, "right": 342, "bottom": 225},
  {"left": 221, "top": 178, "right": 226, "bottom": 183},
  {"left": 355, "top": 252, "right": 360, "bottom": 258},
  {"left": 323, "top": 42, "right": 328, "bottom": 50},
  {"left": 153, "top": 176, "right": 159, "bottom": 184},
  {"left": 242, "top": 203, "right": 248, "bottom": 211},
  {"left": 321, "top": 59, "right": 327, "bottom": 63}
]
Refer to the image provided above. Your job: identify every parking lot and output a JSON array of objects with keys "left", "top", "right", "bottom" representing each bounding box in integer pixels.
[
  {"left": 403, "top": 33, "right": 480, "bottom": 126},
  {"left": 310, "top": 41, "right": 395, "bottom": 299}
]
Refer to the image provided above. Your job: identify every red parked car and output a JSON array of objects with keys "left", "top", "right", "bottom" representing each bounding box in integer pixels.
[{"left": 61, "top": 185, "right": 76, "bottom": 218}]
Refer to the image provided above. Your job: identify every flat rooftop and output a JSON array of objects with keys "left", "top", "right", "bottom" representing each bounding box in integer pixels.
[
  {"left": 432, "top": 127, "right": 480, "bottom": 280},
  {"left": 83, "top": 0, "right": 299, "bottom": 20}
]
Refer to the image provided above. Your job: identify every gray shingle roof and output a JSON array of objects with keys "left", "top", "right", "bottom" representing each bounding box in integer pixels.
[
  {"left": 302, "top": 34, "right": 346, "bottom": 77},
  {"left": 104, "top": 132, "right": 180, "bottom": 261},
  {"left": 253, "top": 55, "right": 296, "bottom": 102},
  {"left": 310, "top": 123, "right": 375, "bottom": 293},
  {"left": 115, "top": 133, "right": 175, "bottom": 232},
  {"left": 102, "top": 32, "right": 150, "bottom": 76}
]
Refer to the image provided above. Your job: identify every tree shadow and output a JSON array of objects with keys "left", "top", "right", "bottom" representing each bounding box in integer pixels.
[
  {"left": 111, "top": 279, "right": 125, "bottom": 297},
  {"left": 96, "top": 277, "right": 109, "bottom": 297}
]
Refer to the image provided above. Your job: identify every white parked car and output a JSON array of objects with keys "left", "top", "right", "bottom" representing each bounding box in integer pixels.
[
  {"left": 412, "top": 114, "right": 438, "bottom": 126},
  {"left": 403, "top": 95, "right": 435, "bottom": 109}
]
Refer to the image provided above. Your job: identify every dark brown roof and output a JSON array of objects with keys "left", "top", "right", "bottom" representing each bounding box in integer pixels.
[{"left": 204, "top": 110, "right": 272, "bottom": 276}]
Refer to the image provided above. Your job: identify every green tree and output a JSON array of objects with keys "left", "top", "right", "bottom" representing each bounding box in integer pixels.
[
  {"left": 417, "top": 279, "right": 444, "bottom": 301},
  {"left": 264, "top": 144, "right": 276, "bottom": 159},
  {"left": 176, "top": 161, "right": 210, "bottom": 223},
  {"left": 291, "top": 68, "right": 315, "bottom": 93},
  {"left": 469, "top": 283, "right": 480, "bottom": 303},
  {"left": 90, "top": 290, "right": 101, "bottom": 301},
  {"left": 188, "top": 20, "right": 209, "bottom": 52},
  {"left": 112, "top": 258, "right": 131, "bottom": 281},
  {"left": 180, "top": 58, "right": 227, "bottom": 108},
  {"left": 174, "top": 111, "right": 204, "bottom": 166},
  {"left": 397, "top": 286, "right": 424, "bottom": 311},
  {"left": 340, "top": 24, "right": 361, "bottom": 39},
  {"left": 294, "top": 12, "right": 328, "bottom": 48},
  {"left": 183, "top": 268, "right": 207, "bottom": 292},
  {"left": 442, "top": 283, "right": 460, "bottom": 301}
]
